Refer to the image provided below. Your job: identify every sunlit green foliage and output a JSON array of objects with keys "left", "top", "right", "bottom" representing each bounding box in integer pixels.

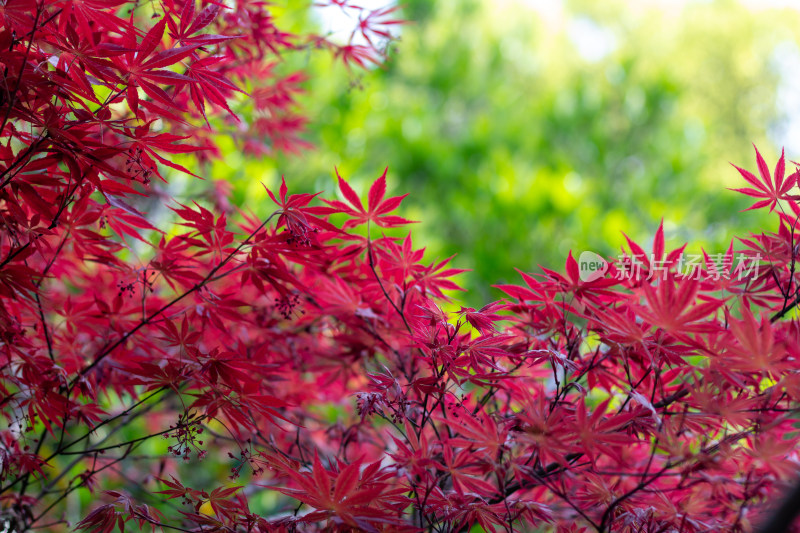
[{"left": 215, "top": 0, "right": 800, "bottom": 304}]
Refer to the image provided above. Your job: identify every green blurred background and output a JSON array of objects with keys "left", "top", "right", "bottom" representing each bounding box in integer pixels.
[{"left": 204, "top": 0, "right": 800, "bottom": 305}]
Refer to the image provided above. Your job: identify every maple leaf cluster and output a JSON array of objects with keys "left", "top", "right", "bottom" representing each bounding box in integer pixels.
[{"left": 3, "top": 1, "right": 800, "bottom": 532}]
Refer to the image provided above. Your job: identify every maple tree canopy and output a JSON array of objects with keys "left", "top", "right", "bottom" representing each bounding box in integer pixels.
[{"left": 1, "top": 1, "right": 800, "bottom": 532}]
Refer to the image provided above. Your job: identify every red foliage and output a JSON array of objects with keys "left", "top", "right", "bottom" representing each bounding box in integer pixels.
[{"left": 2, "top": 2, "right": 800, "bottom": 532}]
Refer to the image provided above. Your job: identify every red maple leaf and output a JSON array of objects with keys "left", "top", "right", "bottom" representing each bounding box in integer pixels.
[
  {"left": 324, "top": 167, "right": 414, "bottom": 228},
  {"left": 730, "top": 146, "right": 798, "bottom": 212}
]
